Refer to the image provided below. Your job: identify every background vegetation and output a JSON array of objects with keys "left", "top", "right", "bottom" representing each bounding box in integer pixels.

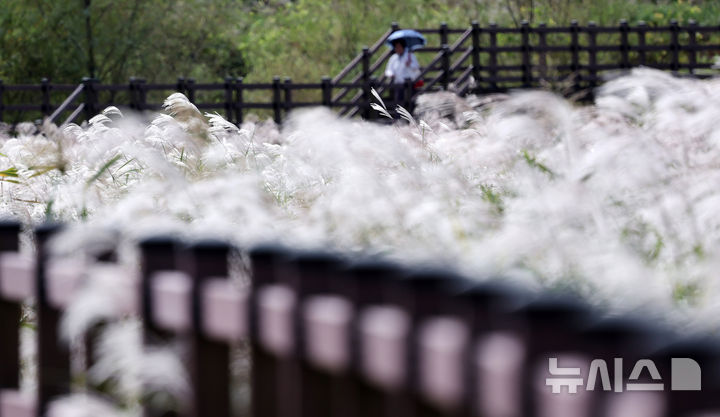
[{"left": 1, "top": 0, "right": 719, "bottom": 85}]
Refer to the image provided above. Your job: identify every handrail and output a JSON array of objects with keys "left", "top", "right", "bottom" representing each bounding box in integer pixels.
[
  {"left": 333, "top": 25, "right": 396, "bottom": 84},
  {"left": 61, "top": 103, "right": 85, "bottom": 127},
  {"left": 47, "top": 83, "right": 84, "bottom": 124}
]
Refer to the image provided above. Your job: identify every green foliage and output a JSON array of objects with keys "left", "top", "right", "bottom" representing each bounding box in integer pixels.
[
  {"left": 0, "top": 0, "right": 250, "bottom": 84},
  {"left": 1, "top": 0, "right": 719, "bottom": 87}
]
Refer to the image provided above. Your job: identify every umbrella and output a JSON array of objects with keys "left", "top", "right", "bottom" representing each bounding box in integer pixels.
[{"left": 386, "top": 29, "right": 426, "bottom": 51}]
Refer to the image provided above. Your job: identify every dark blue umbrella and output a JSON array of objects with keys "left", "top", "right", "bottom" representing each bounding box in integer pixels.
[{"left": 386, "top": 29, "right": 426, "bottom": 51}]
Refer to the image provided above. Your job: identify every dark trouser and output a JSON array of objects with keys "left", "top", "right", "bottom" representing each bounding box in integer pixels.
[{"left": 392, "top": 84, "right": 406, "bottom": 108}]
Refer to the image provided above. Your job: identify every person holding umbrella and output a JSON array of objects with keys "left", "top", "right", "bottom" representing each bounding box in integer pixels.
[{"left": 384, "top": 29, "right": 425, "bottom": 111}]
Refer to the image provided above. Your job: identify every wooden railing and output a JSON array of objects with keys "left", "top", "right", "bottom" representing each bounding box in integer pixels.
[
  {"left": 1, "top": 20, "right": 719, "bottom": 126},
  {"left": 1, "top": 221, "right": 719, "bottom": 417}
]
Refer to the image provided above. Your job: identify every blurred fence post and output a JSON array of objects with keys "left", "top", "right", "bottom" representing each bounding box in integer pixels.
[
  {"left": 41, "top": 78, "right": 51, "bottom": 117},
  {"left": 620, "top": 19, "right": 630, "bottom": 69},
  {"left": 137, "top": 78, "right": 147, "bottom": 111},
  {"left": 670, "top": 19, "right": 680, "bottom": 72},
  {"left": 489, "top": 23, "right": 498, "bottom": 91},
  {"left": 439, "top": 22, "right": 449, "bottom": 48},
  {"left": 185, "top": 241, "right": 232, "bottom": 417},
  {"left": 187, "top": 78, "right": 196, "bottom": 104},
  {"left": 441, "top": 44, "right": 451, "bottom": 90},
  {"left": 284, "top": 77, "right": 293, "bottom": 118},
  {"left": 235, "top": 77, "right": 244, "bottom": 125},
  {"left": 35, "top": 223, "right": 70, "bottom": 416},
  {"left": 139, "top": 237, "right": 177, "bottom": 344},
  {"left": 570, "top": 20, "right": 580, "bottom": 93},
  {"left": 638, "top": 21, "right": 648, "bottom": 66},
  {"left": 588, "top": 22, "right": 598, "bottom": 91},
  {"left": 177, "top": 77, "right": 186, "bottom": 97},
  {"left": 249, "top": 245, "right": 288, "bottom": 417},
  {"left": 82, "top": 77, "right": 98, "bottom": 122},
  {"left": 129, "top": 77, "right": 139, "bottom": 110},
  {"left": 521, "top": 21, "right": 531, "bottom": 88},
  {"left": 471, "top": 21, "right": 481, "bottom": 92},
  {"left": 361, "top": 47, "right": 371, "bottom": 119},
  {"left": 537, "top": 23, "right": 547, "bottom": 83},
  {"left": 272, "top": 76, "right": 282, "bottom": 124},
  {"left": 0, "top": 221, "right": 22, "bottom": 392},
  {"left": 321, "top": 76, "right": 332, "bottom": 108},
  {"left": 688, "top": 19, "right": 698, "bottom": 74},
  {"left": 224, "top": 76, "right": 234, "bottom": 122}
]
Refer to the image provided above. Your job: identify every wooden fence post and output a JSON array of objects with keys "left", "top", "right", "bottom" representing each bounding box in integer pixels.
[
  {"left": 361, "top": 47, "right": 371, "bottom": 119},
  {"left": 235, "top": 77, "right": 244, "bottom": 125},
  {"left": 82, "top": 77, "right": 98, "bottom": 122},
  {"left": 249, "top": 245, "right": 289, "bottom": 417},
  {"left": 489, "top": 23, "right": 498, "bottom": 91},
  {"left": 137, "top": 79, "right": 147, "bottom": 111},
  {"left": 187, "top": 78, "right": 196, "bottom": 104},
  {"left": 343, "top": 260, "right": 403, "bottom": 417},
  {"left": 521, "top": 21, "right": 531, "bottom": 88},
  {"left": 41, "top": 78, "right": 51, "bottom": 117},
  {"left": 570, "top": 20, "right": 580, "bottom": 93},
  {"left": 440, "top": 22, "right": 449, "bottom": 48},
  {"left": 272, "top": 76, "right": 282, "bottom": 124},
  {"left": 224, "top": 76, "right": 234, "bottom": 123},
  {"left": 441, "top": 44, "right": 451, "bottom": 90},
  {"left": 688, "top": 19, "right": 698, "bottom": 74},
  {"left": 35, "top": 223, "right": 70, "bottom": 416},
  {"left": 620, "top": 19, "right": 630, "bottom": 69},
  {"left": 588, "top": 22, "right": 598, "bottom": 91},
  {"left": 129, "top": 77, "right": 139, "bottom": 110},
  {"left": 537, "top": 23, "right": 547, "bottom": 83},
  {"left": 0, "top": 221, "right": 22, "bottom": 392},
  {"left": 284, "top": 77, "right": 292, "bottom": 118},
  {"left": 670, "top": 19, "right": 680, "bottom": 72},
  {"left": 638, "top": 21, "right": 648, "bottom": 66},
  {"left": 471, "top": 21, "right": 481, "bottom": 93},
  {"left": 290, "top": 252, "right": 347, "bottom": 417},
  {"left": 177, "top": 77, "right": 186, "bottom": 97},
  {"left": 139, "top": 237, "right": 177, "bottom": 344},
  {"left": 321, "top": 76, "right": 332, "bottom": 108},
  {"left": 185, "top": 241, "right": 232, "bottom": 417}
]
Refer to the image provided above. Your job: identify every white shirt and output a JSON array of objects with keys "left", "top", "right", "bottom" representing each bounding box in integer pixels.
[{"left": 384, "top": 51, "right": 420, "bottom": 84}]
